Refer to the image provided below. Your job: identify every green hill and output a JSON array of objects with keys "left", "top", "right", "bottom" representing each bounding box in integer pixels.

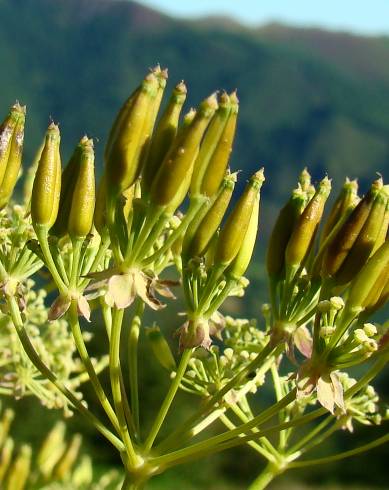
[{"left": 1, "top": 0, "right": 389, "bottom": 206}]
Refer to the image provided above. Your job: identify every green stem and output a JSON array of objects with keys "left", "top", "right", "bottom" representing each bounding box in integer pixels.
[
  {"left": 142, "top": 198, "right": 205, "bottom": 266},
  {"left": 144, "top": 348, "right": 193, "bottom": 452},
  {"left": 153, "top": 390, "right": 297, "bottom": 469},
  {"left": 68, "top": 301, "right": 121, "bottom": 435},
  {"left": 110, "top": 307, "right": 140, "bottom": 468},
  {"left": 35, "top": 226, "right": 68, "bottom": 293},
  {"left": 270, "top": 364, "right": 286, "bottom": 450},
  {"left": 287, "top": 415, "right": 333, "bottom": 454},
  {"left": 126, "top": 204, "right": 164, "bottom": 266},
  {"left": 6, "top": 295, "right": 124, "bottom": 452},
  {"left": 156, "top": 342, "right": 276, "bottom": 453},
  {"left": 288, "top": 430, "right": 389, "bottom": 468},
  {"left": 248, "top": 462, "right": 281, "bottom": 490},
  {"left": 70, "top": 238, "right": 83, "bottom": 289},
  {"left": 128, "top": 300, "right": 144, "bottom": 438},
  {"left": 219, "top": 413, "right": 276, "bottom": 462}
]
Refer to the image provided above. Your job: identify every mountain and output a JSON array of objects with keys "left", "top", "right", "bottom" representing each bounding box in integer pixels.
[{"left": 1, "top": 0, "right": 389, "bottom": 215}]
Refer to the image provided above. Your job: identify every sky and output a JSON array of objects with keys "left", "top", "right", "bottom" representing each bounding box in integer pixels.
[{"left": 138, "top": 0, "right": 389, "bottom": 35}]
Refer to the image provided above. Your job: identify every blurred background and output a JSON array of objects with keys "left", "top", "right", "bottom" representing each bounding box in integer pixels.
[{"left": 1, "top": 0, "right": 389, "bottom": 488}]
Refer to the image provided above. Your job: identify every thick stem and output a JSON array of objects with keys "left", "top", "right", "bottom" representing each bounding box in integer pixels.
[{"left": 248, "top": 462, "right": 281, "bottom": 490}]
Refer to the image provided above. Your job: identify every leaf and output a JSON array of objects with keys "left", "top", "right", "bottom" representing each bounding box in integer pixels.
[
  {"left": 48, "top": 295, "right": 71, "bottom": 321},
  {"left": 330, "top": 371, "right": 346, "bottom": 413},
  {"left": 107, "top": 274, "right": 135, "bottom": 309},
  {"left": 294, "top": 325, "right": 313, "bottom": 358},
  {"left": 317, "top": 375, "right": 335, "bottom": 414},
  {"left": 77, "top": 295, "right": 91, "bottom": 322}
]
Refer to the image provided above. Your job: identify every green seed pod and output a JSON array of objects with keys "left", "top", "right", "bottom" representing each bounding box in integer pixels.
[
  {"left": 0, "top": 103, "right": 23, "bottom": 187},
  {"left": 285, "top": 176, "right": 331, "bottom": 270},
  {"left": 266, "top": 185, "right": 306, "bottom": 278},
  {"left": 68, "top": 138, "right": 96, "bottom": 238},
  {"left": 31, "top": 123, "right": 62, "bottom": 230},
  {"left": 362, "top": 261, "right": 389, "bottom": 315},
  {"left": 372, "top": 198, "right": 389, "bottom": 254},
  {"left": 322, "top": 178, "right": 382, "bottom": 279},
  {"left": 0, "top": 409, "right": 14, "bottom": 447},
  {"left": 5, "top": 444, "right": 31, "bottom": 490},
  {"left": 37, "top": 421, "right": 66, "bottom": 479},
  {"left": 0, "top": 106, "right": 25, "bottom": 208},
  {"left": 334, "top": 185, "right": 389, "bottom": 285},
  {"left": 150, "top": 93, "right": 218, "bottom": 206},
  {"left": 299, "top": 167, "right": 311, "bottom": 192},
  {"left": 51, "top": 137, "right": 86, "bottom": 237},
  {"left": 145, "top": 325, "right": 176, "bottom": 371},
  {"left": 183, "top": 173, "right": 236, "bottom": 260},
  {"left": 190, "top": 92, "right": 231, "bottom": 197},
  {"left": 199, "top": 91, "right": 239, "bottom": 198},
  {"left": 320, "top": 178, "right": 359, "bottom": 245},
  {"left": 164, "top": 152, "right": 198, "bottom": 216},
  {"left": 214, "top": 169, "right": 265, "bottom": 267},
  {"left": 0, "top": 438, "right": 14, "bottom": 483},
  {"left": 142, "top": 81, "right": 187, "bottom": 193},
  {"left": 93, "top": 174, "right": 107, "bottom": 236},
  {"left": 162, "top": 111, "right": 200, "bottom": 216},
  {"left": 343, "top": 240, "right": 389, "bottom": 316},
  {"left": 227, "top": 188, "right": 260, "bottom": 279},
  {"left": 105, "top": 72, "right": 160, "bottom": 194},
  {"left": 54, "top": 434, "right": 82, "bottom": 480}
]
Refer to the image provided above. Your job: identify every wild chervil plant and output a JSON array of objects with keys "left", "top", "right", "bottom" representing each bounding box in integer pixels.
[{"left": 0, "top": 66, "right": 388, "bottom": 489}]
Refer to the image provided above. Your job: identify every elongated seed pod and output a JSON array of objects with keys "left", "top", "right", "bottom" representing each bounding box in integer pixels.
[
  {"left": 164, "top": 149, "right": 199, "bottom": 216},
  {"left": 68, "top": 139, "right": 96, "bottom": 238},
  {"left": 335, "top": 186, "right": 389, "bottom": 285},
  {"left": 299, "top": 167, "right": 311, "bottom": 192},
  {"left": 190, "top": 92, "right": 231, "bottom": 196},
  {"left": 0, "top": 107, "right": 25, "bottom": 208},
  {"left": 0, "top": 409, "right": 14, "bottom": 447},
  {"left": 5, "top": 444, "right": 31, "bottom": 490},
  {"left": 162, "top": 110, "right": 199, "bottom": 216},
  {"left": 320, "top": 178, "right": 359, "bottom": 245},
  {"left": 105, "top": 88, "right": 139, "bottom": 161},
  {"left": 150, "top": 93, "right": 218, "bottom": 206},
  {"left": 31, "top": 123, "right": 62, "bottom": 229},
  {"left": 38, "top": 422, "right": 66, "bottom": 479},
  {"left": 322, "top": 178, "right": 382, "bottom": 279},
  {"left": 266, "top": 185, "right": 306, "bottom": 278},
  {"left": 51, "top": 137, "right": 86, "bottom": 237},
  {"left": 372, "top": 198, "right": 389, "bottom": 253},
  {"left": 54, "top": 434, "right": 82, "bottom": 480},
  {"left": 183, "top": 173, "right": 236, "bottom": 259},
  {"left": 137, "top": 67, "right": 168, "bottom": 178},
  {"left": 0, "top": 438, "right": 14, "bottom": 483},
  {"left": 142, "top": 81, "right": 187, "bottom": 193},
  {"left": 362, "top": 260, "right": 389, "bottom": 315},
  {"left": 228, "top": 189, "right": 260, "bottom": 279},
  {"left": 0, "top": 104, "right": 23, "bottom": 187},
  {"left": 200, "top": 91, "right": 239, "bottom": 198},
  {"left": 214, "top": 169, "right": 265, "bottom": 267},
  {"left": 146, "top": 325, "right": 176, "bottom": 371},
  {"left": 344, "top": 240, "right": 389, "bottom": 314},
  {"left": 285, "top": 176, "right": 331, "bottom": 270},
  {"left": 105, "top": 73, "right": 159, "bottom": 194}
]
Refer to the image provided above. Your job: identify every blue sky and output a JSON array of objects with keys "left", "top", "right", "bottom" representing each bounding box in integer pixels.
[{"left": 139, "top": 0, "right": 389, "bottom": 35}]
